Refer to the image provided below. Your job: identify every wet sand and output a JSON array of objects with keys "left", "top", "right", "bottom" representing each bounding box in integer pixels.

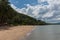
[{"left": 0, "top": 26, "right": 34, "bottom": 40}]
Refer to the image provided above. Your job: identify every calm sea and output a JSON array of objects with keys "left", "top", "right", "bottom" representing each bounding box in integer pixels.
[{"left": 25, "top": 25, "right": 60, "bottom": 40}]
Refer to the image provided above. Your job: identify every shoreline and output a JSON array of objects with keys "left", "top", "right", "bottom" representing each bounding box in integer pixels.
[{"left": 0, "top": 26, "right": 35, "bottom": 40}]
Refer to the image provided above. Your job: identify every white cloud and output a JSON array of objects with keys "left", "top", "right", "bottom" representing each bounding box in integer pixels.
[
  {"left": 38, "top": 0, "right": 60, "bottom": 5},
  {"left": 10, "top": 4, "right": 27, "bottom": 14},
  {"left": 10, "top": 0, "right": 60, "bottom": 23},
  {"left": 56, "top": 18, "right": 60, "bottom": 20},
  {"left": 10, "top": 4, "right": 17, "bottom": 9},
  {"left": 52, "top": 18, "right": 60, "bottom": 20},
  {"left": 42, "top": 12, "right": 54, "bottom": 18}
]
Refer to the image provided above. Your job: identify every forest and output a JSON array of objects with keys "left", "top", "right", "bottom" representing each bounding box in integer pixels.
[{"left": 0, "top": 0, "right": 47, "bottom": 26}]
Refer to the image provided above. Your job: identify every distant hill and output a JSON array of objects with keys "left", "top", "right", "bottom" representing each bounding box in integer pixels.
[
  {"left": 0, "top": 0, "right": 47, "bottom": 26},
  {"left": 47, "top": 23, "right": 60, "bottom": 25}
]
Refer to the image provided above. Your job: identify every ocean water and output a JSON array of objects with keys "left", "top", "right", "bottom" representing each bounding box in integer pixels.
[{"left": 25, "top": 25, "right": 60, "bottom": 40}]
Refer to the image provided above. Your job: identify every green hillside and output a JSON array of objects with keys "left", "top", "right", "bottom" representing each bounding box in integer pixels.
[{"left": 0, "top": 0, "right": 46, "bottom": 26}]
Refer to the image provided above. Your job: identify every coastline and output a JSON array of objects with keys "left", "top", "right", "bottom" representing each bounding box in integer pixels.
[{"left": 0, "top": 26, "right": 35, "bottom": 40}]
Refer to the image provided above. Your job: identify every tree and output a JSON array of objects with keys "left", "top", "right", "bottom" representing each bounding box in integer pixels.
[
  {"left": 0, "top": 0, "right": 9, "bottom": 24},
  {"left": 0, "top": 0, "right": 46, "bottom": 26}
]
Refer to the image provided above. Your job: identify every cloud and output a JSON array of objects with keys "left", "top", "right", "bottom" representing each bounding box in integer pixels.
[
  {"left": 10, "top": 0, "right": 60, "bottom": 23},
  {"left": 10, "top": 4, "right": 28, "bottom": 14},
  {"left": 53, "top": 18, "right": 60, "bottom": 20},
  {"left": 10, "top": 4, "right": 17, "bottom": 9}
]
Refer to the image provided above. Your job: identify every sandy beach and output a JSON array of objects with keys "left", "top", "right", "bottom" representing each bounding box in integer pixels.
[{"left": 0, "top": 26, "right": 34, "bottom": 40}]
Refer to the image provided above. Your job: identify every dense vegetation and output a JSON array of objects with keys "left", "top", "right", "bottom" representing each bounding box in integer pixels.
[{"left": 0, "top": 0, "right": 47, "bottom": 26}]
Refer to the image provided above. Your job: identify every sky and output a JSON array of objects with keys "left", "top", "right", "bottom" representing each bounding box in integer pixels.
[
  {"left": 9, "top": 0, "right": 38, "bottom": 8},
  {"left": 9, "top": 0, "right": 60, "bottom": 23}
]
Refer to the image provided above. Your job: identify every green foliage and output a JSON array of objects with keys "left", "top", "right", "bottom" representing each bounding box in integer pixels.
[{"left": 0, "top": 0, "right": 47, "bottom": 25}]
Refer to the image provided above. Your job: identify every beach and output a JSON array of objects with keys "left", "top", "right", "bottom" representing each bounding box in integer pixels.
[{"left": 0, "top": 26, "right": 34, "bottom": 40}]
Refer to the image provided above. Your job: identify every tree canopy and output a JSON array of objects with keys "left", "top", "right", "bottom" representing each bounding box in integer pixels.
[{"left": 0, "top": 0, "right": 47, "bottom": 26}]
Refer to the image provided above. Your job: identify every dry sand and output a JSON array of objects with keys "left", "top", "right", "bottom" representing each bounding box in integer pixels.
[{"left": 0, "top": 26, "right": 35, "bottom": 40}]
